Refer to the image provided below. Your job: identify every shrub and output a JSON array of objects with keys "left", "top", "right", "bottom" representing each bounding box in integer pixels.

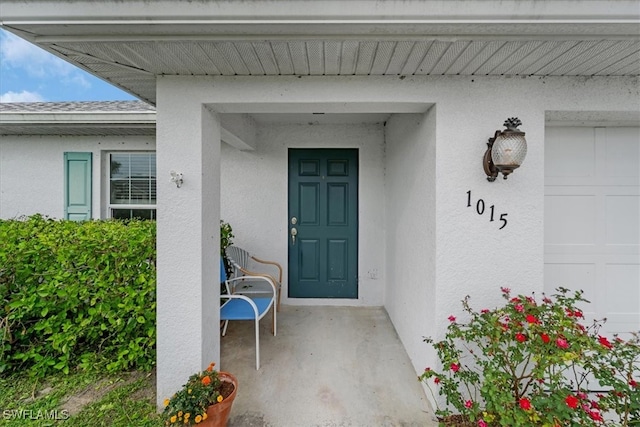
[
  {"left": 420, "top": 287, "right": 640, "bottom": 426},
  {"left": 0, "top": 215, "right": 156, "bottom": 376}
]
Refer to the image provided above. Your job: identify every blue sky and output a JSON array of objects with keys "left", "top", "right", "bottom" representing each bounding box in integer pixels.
[{"left": 0, "top": 29, "right": 136, "bottom": 102}]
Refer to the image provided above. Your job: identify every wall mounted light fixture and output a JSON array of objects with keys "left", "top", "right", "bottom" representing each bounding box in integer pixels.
[
  {"left": 170, "top": 170, "right": 183, "bottom": 188},
  {"left": 483, "top": 117, "right": 527, "bottom": 182}
]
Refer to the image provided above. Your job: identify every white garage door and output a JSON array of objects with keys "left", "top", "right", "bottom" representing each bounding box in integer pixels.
[{"left": 544, "top": 126, "right": 640, "bottom": 338}]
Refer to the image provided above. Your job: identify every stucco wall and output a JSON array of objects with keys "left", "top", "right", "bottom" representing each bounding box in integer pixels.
[
  {"left": 220, "top": 121, "right": 386, "bottom": 306},
  {"left": 0, "top": 135, "right": 155, "bottom": 219},
  {"left": 384, "top": 109, "right": 438, "bottom": 377}
]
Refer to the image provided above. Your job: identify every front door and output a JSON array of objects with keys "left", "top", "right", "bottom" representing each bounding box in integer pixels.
[{"left": 288, "top": 149, "right": 358, "bottom": 298}]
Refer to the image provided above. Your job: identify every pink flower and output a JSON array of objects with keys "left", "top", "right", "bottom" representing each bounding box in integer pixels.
[
  {"left": 424, "top": 367, "right": 431, "bottom": 372},
  {"left": 598, "top": 335, "right": 613, "bottom": 349},
  {"left": 514, "top": 304, "right": 524, "bottom": 312},
  {"left": 515, "top": 333, "right": 527, "bottom": 343},
  {"left": 501, "top": 287, "right": 511, "bottom": 294},
  {"left": 450, "top": 363, "right": 460, "bottom": 372},
  {"left": 478, "top": 420, "right": 487, "bottom": 427},
  {"left": 519, "top": 397, "right": 532, "bottom": 411},
  {"left": 448, "top": 315, "right": 456, "bottom": 322},
  {"left": 543, "top": 296, "right": 552, "bottom": 304},
  {"left": 556, "top": 337, "right": 569, "bottom": 349},
  {"left": 480, "top": 309, "right": 490, "bottom": 314},
  {"left": 464, "top": 400, "right": 473, "bottom": 409},
  {"left": 510, "top": 297, "right": 521, "bottom": 303}
]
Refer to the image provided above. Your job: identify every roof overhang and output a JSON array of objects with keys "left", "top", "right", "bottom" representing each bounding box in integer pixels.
[
  {"left": 0, "top": 101, "right": 156, "bottom": 136},
  {"left": 2, "top": 0, "right": 639, "bottom": 105}
]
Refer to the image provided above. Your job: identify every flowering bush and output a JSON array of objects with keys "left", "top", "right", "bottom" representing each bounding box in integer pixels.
[
  {"left": 420, "top": 287, "right": 640, "bottom": 426},
  {"left": 162, "top": 362, "right": 231, "bottom": 425}
]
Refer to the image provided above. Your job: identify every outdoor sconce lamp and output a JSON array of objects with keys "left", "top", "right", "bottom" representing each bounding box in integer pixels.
[
  {"left": 169, "top": 170, "right": 183, "bottom": 188},
  {"left": 483, "top": 117, "right": 527, "bottom": 181}
]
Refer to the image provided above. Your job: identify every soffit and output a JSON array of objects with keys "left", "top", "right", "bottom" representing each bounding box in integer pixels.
[{"left": 2, "top": 1, "right": 638, "bottom": 105}]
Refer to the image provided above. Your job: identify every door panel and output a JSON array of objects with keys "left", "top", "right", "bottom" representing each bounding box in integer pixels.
[
  {"left": 288, "top": 149, "right": 358, "bottom": 298},
  {"left": 544, "top": 126, "right": 640, "bottom": 338},
  {"left": 64, "top": 152, "right": 92, "bottom": 221}
]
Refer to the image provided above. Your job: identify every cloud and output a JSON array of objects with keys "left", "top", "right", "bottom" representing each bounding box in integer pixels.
[
  {"left": 0, "top": 90, "right": 45, "bottom": 102},
  {"left": 0, "top": 31, "right": 76, "bottom": 79}
]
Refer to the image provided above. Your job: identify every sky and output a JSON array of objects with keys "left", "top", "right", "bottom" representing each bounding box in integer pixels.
[{"left": 0, "top": 28, "right": 136, "bottom": 102}]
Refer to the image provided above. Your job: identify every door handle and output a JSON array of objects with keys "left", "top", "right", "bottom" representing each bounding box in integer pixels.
[{"left": 290, "top": 227, "right": 297, "bottom": 245}]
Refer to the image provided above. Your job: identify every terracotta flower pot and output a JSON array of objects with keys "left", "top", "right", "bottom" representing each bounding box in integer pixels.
[{"left": 201, "top": 372, "right": 238, "bottom": 427}]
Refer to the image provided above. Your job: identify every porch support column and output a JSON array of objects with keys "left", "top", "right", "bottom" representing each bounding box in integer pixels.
[{"left": 155, "top": 87, "right": 220, "bottom": 407}]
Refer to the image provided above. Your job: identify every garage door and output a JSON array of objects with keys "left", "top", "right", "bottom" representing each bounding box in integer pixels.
[{"left": 544, "top": 126, "right": 640, "bottom": 338}]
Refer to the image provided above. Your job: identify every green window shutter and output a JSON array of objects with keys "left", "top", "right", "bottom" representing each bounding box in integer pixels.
[{"left": 64, "top": 152, "right": 92, "bottom": 221}]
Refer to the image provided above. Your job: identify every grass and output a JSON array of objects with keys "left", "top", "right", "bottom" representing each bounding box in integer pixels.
[{"left": 0, "top": 369, "right": 162, "bottom": 426}]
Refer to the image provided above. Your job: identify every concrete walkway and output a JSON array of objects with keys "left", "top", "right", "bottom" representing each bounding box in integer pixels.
[{"left": 220, "top": 306, "right": 438, "bottom": 427}]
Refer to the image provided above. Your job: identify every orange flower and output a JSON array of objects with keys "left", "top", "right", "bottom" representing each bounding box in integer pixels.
[
  {"left": 202, "top": 375, "right": 211, "bottom": 386},
  {"left": 195, "top": 415, "right": 202, "bottom": 423},
  {"left": 207, "top": 362, "right": 215, "bottom": 372}
]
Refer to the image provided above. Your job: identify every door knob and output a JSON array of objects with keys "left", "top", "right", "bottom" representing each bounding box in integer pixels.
[{"left": 290, "top": 227, "right": 298, "bottom": 245}]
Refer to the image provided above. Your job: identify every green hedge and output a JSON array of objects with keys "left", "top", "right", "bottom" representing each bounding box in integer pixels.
[{"left": 0, "top": 215, "right": 156, "bottom": 376}]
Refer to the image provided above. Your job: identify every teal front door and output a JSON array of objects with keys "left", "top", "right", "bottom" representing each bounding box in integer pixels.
[{"left": 288, "top": 149, "right": 358, "bottom": 298}]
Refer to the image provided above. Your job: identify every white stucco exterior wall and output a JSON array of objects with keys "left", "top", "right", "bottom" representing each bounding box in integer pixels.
[
  {"left": 155, "top": 94, "right": 221, "bottom": 407},
  {"left": 220, "top": 121, "right": 386, "bottom": 306},
  {"left": 385, "top": 109, "right": 438, "bottom": 374},
  {"left": 0, "top": 135, "right": 155, "bottom": 219}
]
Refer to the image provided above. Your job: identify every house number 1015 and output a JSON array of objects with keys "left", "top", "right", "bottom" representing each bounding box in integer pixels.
[{"left": 466, "top": 190, "right": 508, "bottom": 230}]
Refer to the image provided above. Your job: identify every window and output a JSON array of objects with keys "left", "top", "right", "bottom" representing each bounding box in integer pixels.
[{"left": 109, "top": 152, "right": 156, "bottom": 220}]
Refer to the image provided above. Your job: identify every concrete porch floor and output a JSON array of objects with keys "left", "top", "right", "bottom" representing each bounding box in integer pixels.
[{"left": 220, "top": 306, "right": 438, "bottom": 427}]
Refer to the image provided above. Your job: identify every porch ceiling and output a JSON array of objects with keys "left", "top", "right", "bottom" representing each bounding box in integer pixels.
[{"left": 1, "top": 1, "right": 639, "bottom": 105}]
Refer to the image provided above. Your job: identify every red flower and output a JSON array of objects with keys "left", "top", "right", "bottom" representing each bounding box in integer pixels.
[
  {"left": 448, "top": 315, "right": 456, "bottom": 322},
  {"left": 434, "top": 377, "right": 441, "bottom": 384},
  {"left": 515, "top": 333, "right": 527, "bottom": 343},
  {"left": 510, "top": 297, "right": 521, "bottom": 303},
  {"left": 573, "top": 310, "right": 584, "bottom": 318},
  {"left": 589, "top": 410, "right": 603, "bottom": 422},
  {"left": 481, "top": 309, "right": 490, "bottom": 314},
  {"left": 526, "top": 314, "right": 539, "bottom": 324},
  {"left": 556, "top": 337, "right": 569, "bottom": 349},
  {"left": 540, "top": 333, "right": 551, "bottom": 343},
  {"left": 450, "top": 363, "right": 460, "bottom": 372},
  {"left": 598, "top": 335, "right": 613, "bottom": 349},
  {"left": 519, "top": 398, "right": 532, "bottom": 411},
  {"left": 565, "top": 394, "right": 579, "bottom": 409},
  {"left": 543, "top": 296, "right": 552, "bottom": 304},
  {"left": 629, "top": 379, "right": 637, "bottom": 388},
  {"left": 464, "top": 400, "right": 473, "bottom": 409},
  {"left": 201, "top": 375, "right": 211, "bottom": 386},
  {"left": 501, "top": 287, "right": 511, "bottom": 294}
]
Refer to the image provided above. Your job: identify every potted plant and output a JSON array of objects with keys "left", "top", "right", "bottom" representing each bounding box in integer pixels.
[{"left": 162, "top": 362, "right": 237, "bottom": 426}]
